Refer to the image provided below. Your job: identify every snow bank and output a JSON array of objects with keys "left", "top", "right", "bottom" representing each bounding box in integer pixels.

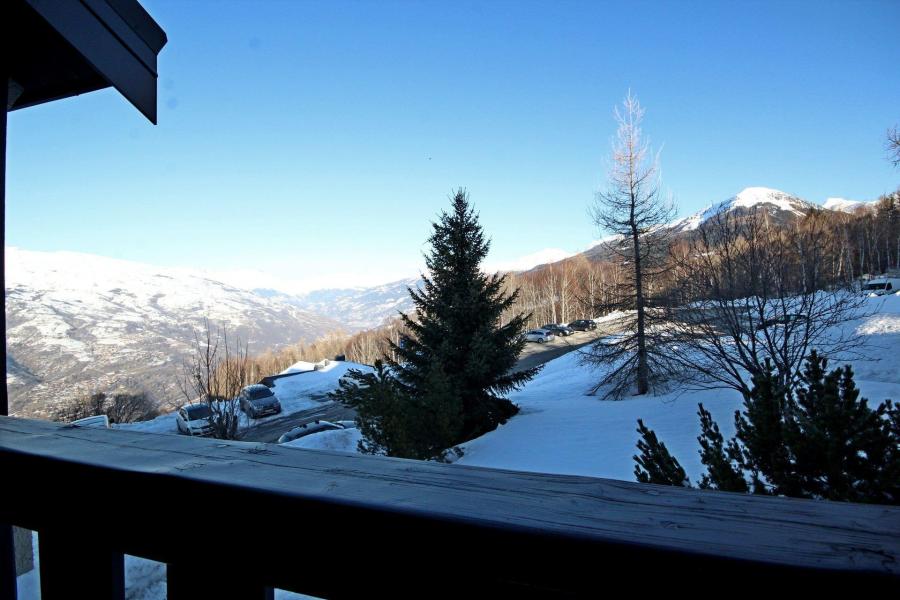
[{"left": 283, "top": 427, "right": 363, "bottom": 453}]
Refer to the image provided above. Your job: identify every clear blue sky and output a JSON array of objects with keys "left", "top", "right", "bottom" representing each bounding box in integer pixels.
[{"left": 7, "top": 0, "right": 900, "bottom": 291}]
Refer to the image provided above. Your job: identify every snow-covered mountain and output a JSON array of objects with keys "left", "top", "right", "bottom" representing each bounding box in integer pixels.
[
  {"left": 822, "top": 197, "right": 877, "bottom": 214},
  {"left": 582, "top": 187, "right": 844, "bottom": 263},
  {"left": 5, "top": 248, "right": 341, "bottom": 417},
  {"left": 255, "top": 277, "right": 420, "bottom": 330},
  {"left": 669, "top": 187, "right": 819, "bottom": 233}
]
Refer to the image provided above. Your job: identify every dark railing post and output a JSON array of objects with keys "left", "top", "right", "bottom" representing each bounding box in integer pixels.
[
  {"left": 1, "top": 47, "right": 18, "bottom": 600},
  {"left": 0, "top": 525, "right": 14, "bottom": 600},
  {"left": 38, "top": 529, "right": 124, "bottom": 600},
  {"left": 167, "top": 563, "right": 274, "bottom": 600}
]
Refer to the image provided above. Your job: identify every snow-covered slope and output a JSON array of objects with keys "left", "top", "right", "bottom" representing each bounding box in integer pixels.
[
  {"left": 822, "top": 197, "right": 879, "bottom": 214},
  {"left": 255, "top": 277, "right": 420, "bottom": 330},
  {"left": 5, "top": 247, "right": 341, "bottom": 417},
  {"left": 456, "top": 293, "right": 900, "bottom": 481},
  {"left": 670, "top": 187, "right": 818, "bottom": 233},
  {"left": 585, "top": 187, "right": 818, "bottom": 261}
]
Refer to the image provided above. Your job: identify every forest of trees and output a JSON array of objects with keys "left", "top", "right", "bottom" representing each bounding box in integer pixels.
[{"left": 498, "top": 189, "right": 900, "bottom": 331}]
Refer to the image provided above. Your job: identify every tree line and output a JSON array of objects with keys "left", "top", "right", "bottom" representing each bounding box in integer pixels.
[{"left": 497, "top": 189, "right": 899, "bottom": 335}]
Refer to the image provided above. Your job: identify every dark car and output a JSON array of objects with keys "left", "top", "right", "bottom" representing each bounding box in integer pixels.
[
  {"left": 568, "top": 319, "right": 597, "bottom": 331},
  {"left": 542, "top": 323, "right": 574, "bottom": 337},
  {"left": 754, "top": 314, "right": 805, "bottom": 331},
  {"left": 239, "top": 384, "right": 282, "bottom": 419}
]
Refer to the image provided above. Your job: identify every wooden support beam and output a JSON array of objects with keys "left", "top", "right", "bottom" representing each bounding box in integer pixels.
[
  {"left": 38, "top": 528, "right": 124, "bottom": 600},
  {"left": 167, "top": 563, "right": 273, "bottom": 600}
]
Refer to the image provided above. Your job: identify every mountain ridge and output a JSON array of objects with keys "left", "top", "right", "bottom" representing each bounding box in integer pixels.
[{"left": 5, "top": 247, "right": 341, "bottom": 417}]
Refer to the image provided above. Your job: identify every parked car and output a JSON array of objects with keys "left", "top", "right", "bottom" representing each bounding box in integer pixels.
[
  {"left": 239, "top": 384, "right": 282, "bottom": 419},
  {"left": 755, "top": 314, "right": 805, "bottom": 331},
  {"left": 863, "top": 276, "right": 900, "bottom": 296},
  {"left": 175, "top": 404, "right": 214, "bottom": 436},
  {"left": 71, "top": 414, "right": 110, "bottom": 428},
  {"left": 568, "top": 319, "right": 597, "bottom": 331},
  {"left": 542, "top": 323, "right": 574, "bottom": 337},
  {"left": 525, "top": 329, "right": 555, "bottom": 343},
  {"left": 277, "top": 420, "right": 345, "bottom": 444}
]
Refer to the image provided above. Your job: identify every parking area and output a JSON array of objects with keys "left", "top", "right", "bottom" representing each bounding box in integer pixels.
[{"left": 514, "top": 329, "right": 604, "bottom": 373}]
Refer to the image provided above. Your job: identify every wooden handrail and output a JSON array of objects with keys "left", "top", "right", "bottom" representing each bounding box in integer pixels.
[{"left": 1, "top": 416, "right": 898, "bottom": 597}]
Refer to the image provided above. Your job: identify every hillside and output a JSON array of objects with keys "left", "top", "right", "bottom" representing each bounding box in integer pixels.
[
  {"left": 254, "top": 277, "right": 420, "bottom": 330},
  {"left": 580, "top": 186, "right": 864, "bottom": 264},
  {"left": 5, "top": 248, "right": 341, "bottom": 417}
]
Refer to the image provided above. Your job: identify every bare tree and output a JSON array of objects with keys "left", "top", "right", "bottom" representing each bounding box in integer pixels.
[
  {"left": 888, "top": 125, "right": 900, "bottom": 168},
  {"left": 179, "top": 319, "right": 251, "bottom": 440},
  {"left": 664, "top": 210, "right": 869, "bottom": 396},
  {"left": 584, "top": 92, "right": 676, "bottom": 398},
  {"left": 53, "top": 386, "right": 158, "bottom": 424}
]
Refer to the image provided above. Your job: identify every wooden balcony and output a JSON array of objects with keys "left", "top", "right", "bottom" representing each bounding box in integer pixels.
[{"left": 1, "top": 416, "right": 898, "bottom": 597}]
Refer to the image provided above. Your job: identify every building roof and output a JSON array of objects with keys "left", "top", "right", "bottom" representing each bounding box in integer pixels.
[{"left": 7, "top": 0, "right": 167, "bottom": 123}]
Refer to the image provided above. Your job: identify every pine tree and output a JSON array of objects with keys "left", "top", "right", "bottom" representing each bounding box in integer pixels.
[
  {"left": 697, "top": 404, "right": 748, "bottom": 492},
  {"left": 732, "top": 361, "right": 799, "bottom": 496},
  {"left": 633, "top": 419, "right": 689, "bottom": 486},
  {"left": 638, "top": 351, "right": 900, "bottom": 504},
  {"left": 787, "top": 352, "right": 900, "bottom": 503},
  {"left": 391, "top": 190, "right": 538, "bottom": 443},
  {"left": 329, "top": 360, "right": 462, "bottom": 461}
]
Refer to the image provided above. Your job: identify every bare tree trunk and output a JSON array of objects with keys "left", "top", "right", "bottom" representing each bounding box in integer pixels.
[
  {"left": 631, "top": 211, "right": 649, "bottom": 394},
  {"left": 584, "top": 92, "right": 675, "bottom": 398}
]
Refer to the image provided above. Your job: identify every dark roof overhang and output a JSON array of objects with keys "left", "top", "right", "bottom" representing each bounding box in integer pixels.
[{"left": 6, "top": 0, "right": 167, "bottom": 123}]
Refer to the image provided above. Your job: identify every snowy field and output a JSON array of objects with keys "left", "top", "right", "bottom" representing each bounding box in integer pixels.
[{"left": 457, "top": 293, "right": 900, "bottom": 481}]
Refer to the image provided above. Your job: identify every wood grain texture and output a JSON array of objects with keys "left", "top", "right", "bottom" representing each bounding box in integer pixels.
[{"left": 1, "top": 416, "right": 898, "bottom": 596}]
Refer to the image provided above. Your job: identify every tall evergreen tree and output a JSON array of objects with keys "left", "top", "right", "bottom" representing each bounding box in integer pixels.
[{"left": 391, "top": 190, "right": 538, "bottom": 443}]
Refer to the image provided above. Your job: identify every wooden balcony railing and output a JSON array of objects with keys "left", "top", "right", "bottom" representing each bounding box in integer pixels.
[{"left": 1, "top": 416, "right": 898, "bottom": 598}]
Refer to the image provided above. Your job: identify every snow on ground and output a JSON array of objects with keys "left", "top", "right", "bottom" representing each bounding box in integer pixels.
[
  {"left": 286, "top": 293, "right": 900, "bottom": 486},
  {"left": 282, "top": 426, "right": 363, "bottom": 453},
  {"left": 456, "top": 293, "right": 900, "bottom": 482},
  {"left": 457, "top": 352, "right": 745, "bottom": 482},
  {"left": 269, "top": 360, "right": 368, "bottom": 415},
  {"left": 119, "top": 360, "right": 370, "bottom": 435}
]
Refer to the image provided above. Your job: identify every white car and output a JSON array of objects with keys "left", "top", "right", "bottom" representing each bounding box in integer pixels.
[
  {"left": 863, "top": 277, "right": 900, "bottom": 296},
  {"left": 71, "top": 414, "right": 110, "bottom": 428},
  {"left": 175, "top": 404, "right": 214, "bottom": 436},
  {"left": 525, "top": 329, "right": 555, "bottom": 344}
]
